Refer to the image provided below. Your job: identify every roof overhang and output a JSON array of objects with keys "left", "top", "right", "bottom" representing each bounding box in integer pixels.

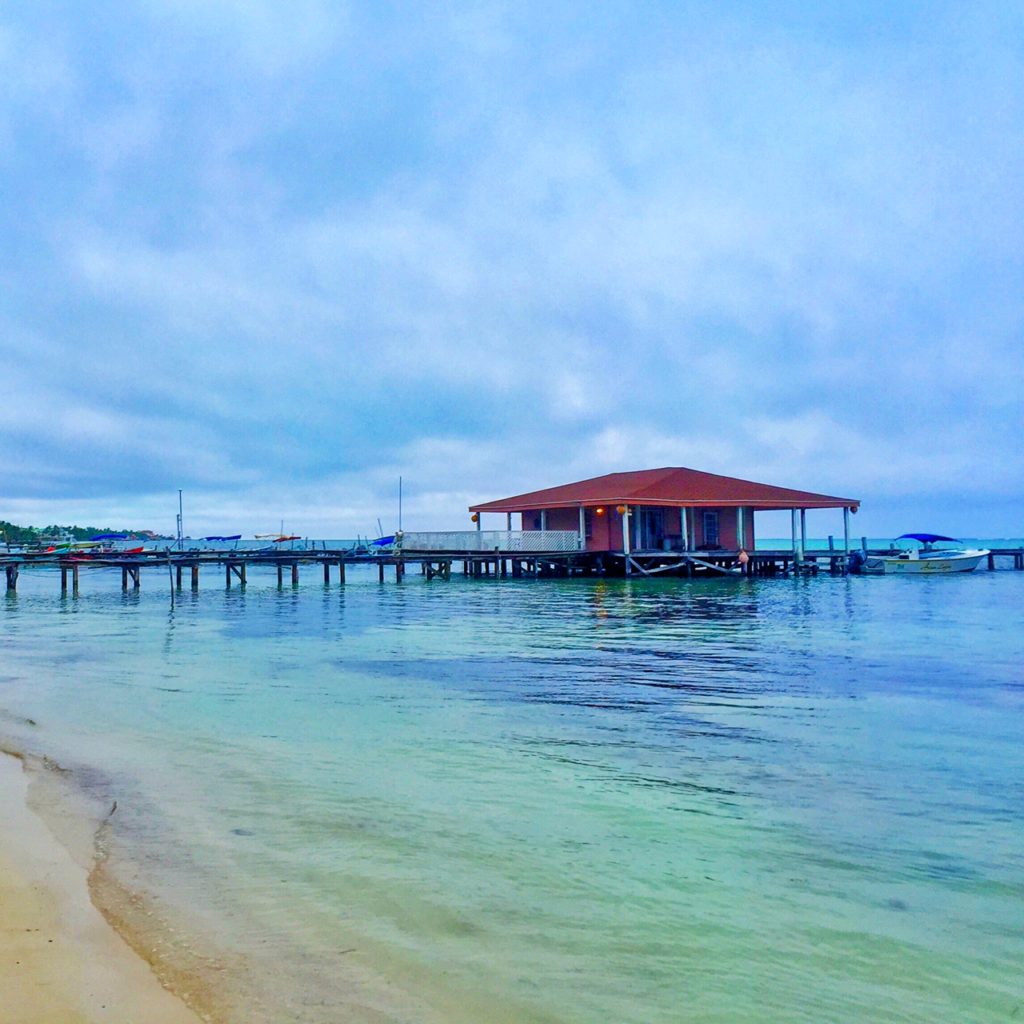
[{"left": 472, "top": 498, "right": 859, "bottom": 513}]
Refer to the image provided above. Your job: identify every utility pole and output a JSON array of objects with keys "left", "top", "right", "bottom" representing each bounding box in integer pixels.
[{"left": 176, "top": 489, "right": 184, "bottom": 551}]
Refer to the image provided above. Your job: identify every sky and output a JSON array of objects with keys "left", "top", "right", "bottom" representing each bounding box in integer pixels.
[{"left": 1, "top": 1, "right": 1022, "bottom": 539}]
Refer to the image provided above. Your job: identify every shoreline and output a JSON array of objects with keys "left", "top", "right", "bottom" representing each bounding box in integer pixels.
[{"left": 0, "top": 750, "right": 208, "bottom": 1024}]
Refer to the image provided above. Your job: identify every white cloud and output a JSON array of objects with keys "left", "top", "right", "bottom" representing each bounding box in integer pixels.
[{"left": 1, "top": 2, "right": 1021, "bottom": 535}]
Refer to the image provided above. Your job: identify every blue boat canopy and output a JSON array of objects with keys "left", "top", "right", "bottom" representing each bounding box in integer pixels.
[
  {"left": 897, "top": 533, "right": 959, "bottom": 543},
  {"left": 91, "top": 532, "right": 128, "bottom": 541},
  {"left": 203, "top": 535, "right": 242, "bottom": 541},
  {"left": 371, "top": 535, "right": 395, "bottom": 546}
]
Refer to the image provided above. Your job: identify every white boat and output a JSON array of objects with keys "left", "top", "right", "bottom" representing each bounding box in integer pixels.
[{"left": 853, "top": 534, "right": 990, "bottom": 575}]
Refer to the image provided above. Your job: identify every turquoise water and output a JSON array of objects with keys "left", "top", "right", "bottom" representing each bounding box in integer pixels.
[{"left": 1, "top": 561, "right": 1022, "bottom": 1022}]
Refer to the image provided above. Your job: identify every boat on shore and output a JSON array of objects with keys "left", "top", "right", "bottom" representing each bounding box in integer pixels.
[{"left": 850, "top": 534, "right": 990, "bottom": 575}]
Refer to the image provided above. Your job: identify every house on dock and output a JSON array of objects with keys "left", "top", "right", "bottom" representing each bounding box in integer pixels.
[
  {"left": 392, "top": 467, "right": 860, "bottom": 577},
  {"left": 468, "top": 467, "right": 860, "bottom": 564}
]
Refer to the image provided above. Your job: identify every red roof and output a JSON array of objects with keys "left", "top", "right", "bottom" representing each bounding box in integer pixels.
[{"left": 470, "top": 467, "right": 859, "bottom": 513}]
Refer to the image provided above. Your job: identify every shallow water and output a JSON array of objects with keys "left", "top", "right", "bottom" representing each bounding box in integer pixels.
[{"left": 1, "top": 563, "right": 1022, "bottom": 1022}]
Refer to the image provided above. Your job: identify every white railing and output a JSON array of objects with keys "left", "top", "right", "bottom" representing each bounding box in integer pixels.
[{"left": 396, "top": 530, "right": 581, "bottom": 553}]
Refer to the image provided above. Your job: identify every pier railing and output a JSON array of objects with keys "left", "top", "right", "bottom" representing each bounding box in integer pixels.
[{"left": 396, "top": 530, "right": 581, "bottom": 553}]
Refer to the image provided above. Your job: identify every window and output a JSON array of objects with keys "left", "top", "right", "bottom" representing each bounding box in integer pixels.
[{"left": 702, "top": 511, "right": 720, "bottom": 548}]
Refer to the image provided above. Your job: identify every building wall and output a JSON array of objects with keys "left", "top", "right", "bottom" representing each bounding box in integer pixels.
[{"left": 518, "top": 505, "right": 757, "bottom": 552}]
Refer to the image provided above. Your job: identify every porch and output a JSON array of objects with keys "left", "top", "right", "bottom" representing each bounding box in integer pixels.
[{"left": 395, "top": 530, "right": 581, "bottom": 554}]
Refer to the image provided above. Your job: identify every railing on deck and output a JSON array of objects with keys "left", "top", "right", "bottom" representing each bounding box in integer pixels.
[{"left": 396, "top": 530, "right": 581, "bottom": 553}]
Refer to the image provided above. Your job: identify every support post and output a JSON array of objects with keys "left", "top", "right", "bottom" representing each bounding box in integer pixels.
[
  {"left": 737, "top": 506, "right": 744, "bottom": 551},
  {"left": 324, "top": 561, "right": 330, "bottom": 585},
  {"left": 791, "top": 509, "right": 799, "bottom": 560},
  {"left": 175, "top": 565, "right": 182, "bottom": 589},
  {"left": 5, "top": 564, "right": 18, "bottom": 591},
  {"left": 338, "top": 560, "right": 346, "bottom": 583},
  {"left": 122, "top": 567, "right": 128, "bottom": 592},
  {"left": 291, "top": 563, "right": 299, "bottom": 586},
  {"left": 378, "top": 562, "right": 385, "bottom": 583},
  {"left": 622, "top": 506, "right": 631, "bottom": 575},
  {"left": 540, "top": 509, "right": 547, "bottom": 531},
  {"left": 61, "top": 566, "right": 68, "bottom": 593},
  {"left": 226, "top": 565, "right": 232, "bottom": 588},
  {"left": 681, "top": 507, "right": 689, "bottom": 551},
  {"left": 277, "top": 564, "right": 283, "bottom": 587},
  {"left": 799, "top": 509, "right": 807, "bottom": 563},
  {"left": 191, "top": 564, "right": 199, "bottom": 589},
  {"left": 240, "top": 563, "right": 246, "bottom": 588},
  {"left": 72, "top": 564, "right": 80, "bottom": 594},
  {"left": 506, "top": 512, "right": 512, "bottom": 530},
  {"left": 843, "top": 507, "right": 851, "bottom": 558},
  {"left": 579, "top": 505, "right": 586, "bottom": 551}
]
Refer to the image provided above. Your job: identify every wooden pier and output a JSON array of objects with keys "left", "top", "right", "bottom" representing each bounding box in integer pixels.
[{"left": 2, "top": 543, "right": 1021, "bottom": 595}]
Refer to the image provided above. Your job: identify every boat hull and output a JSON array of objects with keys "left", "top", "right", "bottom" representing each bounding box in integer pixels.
[{"left": 863, "top": 550, "right": 989, "bottom": 574}]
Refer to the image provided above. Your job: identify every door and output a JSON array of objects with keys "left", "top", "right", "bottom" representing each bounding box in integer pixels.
[{"left": 640, "top": 508, "right": 666, "bottom": 550}]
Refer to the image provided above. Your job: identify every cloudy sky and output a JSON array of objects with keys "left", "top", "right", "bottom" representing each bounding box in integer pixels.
[{"left": 2, "top": 1, "right": 1021, "bottom": 538}]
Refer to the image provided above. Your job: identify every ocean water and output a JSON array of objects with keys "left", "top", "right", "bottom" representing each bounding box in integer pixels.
[{"left": 1, "top": 558, "right": 1022, "bottom": 1022}]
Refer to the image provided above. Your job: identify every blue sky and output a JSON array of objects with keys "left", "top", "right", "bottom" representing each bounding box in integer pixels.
[{"left": 1, "top": 1, "right": 1021, "bottom": 538}]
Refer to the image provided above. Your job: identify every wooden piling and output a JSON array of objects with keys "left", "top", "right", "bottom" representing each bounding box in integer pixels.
[
  {"left": 323, "top": 561, "right": 330, "bottom": 585},
  {"left": 277, "top": 564, "right": 283, "bottom": 587},
  {"left": 191, "top": 564, "right": 199, "bottom": 589},
  {"left": 175, "top": 565, "right": 182, "bottom": 589},
  {"left": 291, "top": 563, "right": 299, "bottom": 586},
  {"left": 72, "top": 564, "right": 79, "bottom": 594},
  {"left": 338, "top": 560, "right": 346, "bottom": 583},
  {"left": 378, "top": 562, "right": 385, "bottom": 583},
  {"left": 121, "top": 567, "right": 128, "bottom": 591},
  {"left": 5, "top": 564, "right": 18, "bottom": 591},
  {"left": 61, "top": 566, "right": 68, "bottom": 593}
]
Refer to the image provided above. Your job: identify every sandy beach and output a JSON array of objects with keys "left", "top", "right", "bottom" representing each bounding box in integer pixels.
[{"left": 0, "top": 751, "right": 203, "bottom": 1024}]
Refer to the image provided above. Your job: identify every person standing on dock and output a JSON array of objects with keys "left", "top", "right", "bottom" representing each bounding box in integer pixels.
[{"left": 736, "top": 548, "right": 750, "bottom": 575}]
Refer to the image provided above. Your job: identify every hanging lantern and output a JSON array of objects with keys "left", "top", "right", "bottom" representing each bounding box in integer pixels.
[
  {"left": 595, "top": 506, "right": 606, "bottom": 516},
  {"left": 616, "top": 505, "right": 627, "bottom": 515},
  {"left": 470, "top": 513, "right": 479, "bottom": 523}
]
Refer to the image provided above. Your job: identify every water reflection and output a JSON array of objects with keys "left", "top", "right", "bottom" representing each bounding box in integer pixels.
[{"left": 1, "top": 567, "right": 1022, "bottom": 1024}]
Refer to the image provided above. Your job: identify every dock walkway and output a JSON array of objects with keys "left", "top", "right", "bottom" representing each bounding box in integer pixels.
[{"left": 2, "top": 543, "right": 1021, "bottom": 596}]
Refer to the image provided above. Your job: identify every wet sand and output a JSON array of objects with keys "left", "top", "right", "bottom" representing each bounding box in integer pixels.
[{"left": 0, "top": 752, "right": 204, "bottom": 1024}]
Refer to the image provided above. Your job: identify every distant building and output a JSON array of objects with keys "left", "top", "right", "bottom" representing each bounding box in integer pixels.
[{"left": 469, "top": 467, "right": 859, "bottom": 554}]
